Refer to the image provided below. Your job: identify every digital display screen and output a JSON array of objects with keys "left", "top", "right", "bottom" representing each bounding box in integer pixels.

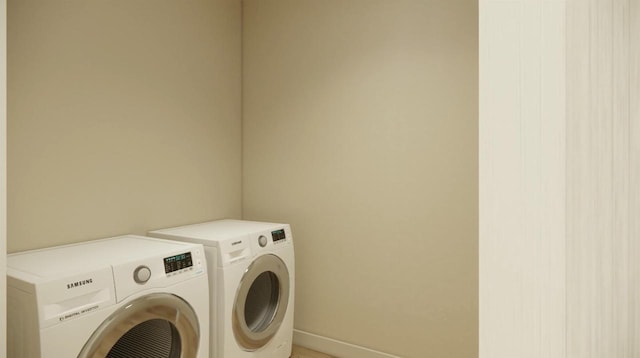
[
  {"left": 271, "top": 229, "right": 286, "bottom": 242},
  {"left": 164, "top": 252, "right": 193, "bottom": 274}
]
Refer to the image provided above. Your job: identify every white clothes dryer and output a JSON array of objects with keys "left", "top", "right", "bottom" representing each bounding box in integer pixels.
[
  {"left": 7, "top": 235, "right": 209, "bottom": 358},
  {"left": 150, "top": 219, "right": 295, "bottom": 358}
]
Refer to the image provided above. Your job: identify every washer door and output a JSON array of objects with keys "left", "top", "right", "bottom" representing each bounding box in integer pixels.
[
  {"left": 233, "top": 254, "right": 290, "bottom": 351},
  {"left": 78, "top": 293, "right": 200, "bottom": 358}
]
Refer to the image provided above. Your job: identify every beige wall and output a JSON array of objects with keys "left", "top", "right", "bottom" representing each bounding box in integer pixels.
[
  {"left": 7, "top": 0, "right": 242, "bottom": 252},
  {"left": 242, "top": 1, "right": 478, "bottom": 357}
]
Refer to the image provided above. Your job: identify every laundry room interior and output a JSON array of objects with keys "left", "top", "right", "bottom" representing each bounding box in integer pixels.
[
  {"left": 2, "top": 1, "right": 478, "bottom": 357},
  {"left": 3, "top": 0, "right": 640, "bottom": 358}
]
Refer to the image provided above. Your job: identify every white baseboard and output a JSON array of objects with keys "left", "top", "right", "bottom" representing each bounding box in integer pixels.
[{"left": 293, "top": 329, "right": 401, "bottom": 358}]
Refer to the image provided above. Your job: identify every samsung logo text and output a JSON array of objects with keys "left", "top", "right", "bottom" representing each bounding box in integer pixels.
[{"left": 67, "top": 279, "right": 93, "bottom": 289}]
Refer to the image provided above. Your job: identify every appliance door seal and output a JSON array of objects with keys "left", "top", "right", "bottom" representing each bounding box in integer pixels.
[
  {"left": 232, "top": 254, "right": 290, "bottom": 351},
  {"left": 77, "top": 292, "right": 200, "bottom": 358}
]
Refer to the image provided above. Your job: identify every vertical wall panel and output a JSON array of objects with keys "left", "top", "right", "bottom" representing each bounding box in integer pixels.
[
  {"left": 612, "top": 0, "right": 630, "bottom": 356},
  {"left": 567, "top": 0, "right": 614, "bottom": 356},
  {"left": 479, "top": 1, "right": 566, "bottom": 357},
  {"left": 630, "top": 1, "right": 640, "bottom": 355},
  {"left": 539, "top": 3, "right": 567, "bottom": 355},
  {"left": 565, "top": 0, "right": 589, "bottom": 352},
  {"left": 566, "top": 0, "right": 639, "bottom": 356},
  {"left": 483, "top": 1, "right": 639, "bottom": 356}
]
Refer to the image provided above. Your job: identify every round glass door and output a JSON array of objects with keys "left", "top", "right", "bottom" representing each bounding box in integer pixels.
[
  {"left": 78, "top": 293, "right": 200, "bottom": 358},
  {"left": 232, "top": 254, "right": 290, "bottom": 351}
]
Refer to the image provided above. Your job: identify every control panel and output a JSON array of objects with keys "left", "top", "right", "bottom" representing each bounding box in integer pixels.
[
  {"left": 271, "top": 229, "right": 287, "bottom": 243},
  {"left": 113, "top": 245, "right": 205, "bottom": 302},
  {"left": 164, "top": 252, "right": 193, "bottom": 274}
]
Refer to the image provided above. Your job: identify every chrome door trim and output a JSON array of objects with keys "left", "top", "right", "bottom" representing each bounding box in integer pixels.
[
  {"left": 232, "top": 254, "right": 290, "bottom": 351},
  {"left": 78, "top": 292, "right": 200, "bottom": 358}
]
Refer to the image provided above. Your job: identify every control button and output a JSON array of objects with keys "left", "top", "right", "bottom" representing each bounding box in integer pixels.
[
  {"left": 134, "top": 266, "right": 151, "bottom": 284},
  {"left": 258, "top": 235, "right": 268, "bottom": 247}
]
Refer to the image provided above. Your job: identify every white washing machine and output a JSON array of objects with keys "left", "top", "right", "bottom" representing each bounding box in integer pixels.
[
  {"left": 149, "top": 219, "right": 295, "bottom": 358},
  {"left": 7, "top": 235, "right": 209, "bottom": 358}
]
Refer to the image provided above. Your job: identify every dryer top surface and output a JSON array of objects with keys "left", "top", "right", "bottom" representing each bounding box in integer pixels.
[
  {"left": 7, "top": 235, "right": 198, "bottom": 279},
  {"left": 149, "top": 219, "right": 287, "bottom": 246}
]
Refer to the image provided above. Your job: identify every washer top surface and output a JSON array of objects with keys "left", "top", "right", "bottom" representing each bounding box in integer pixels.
[
  {"left": 150, "top": 219, "right": 286, "bottom": 246},
  {"left": 7, "top": 235, "right": 196, "bottom": 279}
]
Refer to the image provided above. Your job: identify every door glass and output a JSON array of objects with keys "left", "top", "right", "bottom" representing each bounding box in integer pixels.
[{"left": 244, "top": 271, "right": 280, "bottom": 332}]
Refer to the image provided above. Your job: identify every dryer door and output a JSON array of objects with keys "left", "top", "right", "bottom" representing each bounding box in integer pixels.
[
  {"left": 233, "top": 254, "right": 290, "bottom": 351},
  {"left": 77, "top": 293, "right": 200, "bottom": 358}
]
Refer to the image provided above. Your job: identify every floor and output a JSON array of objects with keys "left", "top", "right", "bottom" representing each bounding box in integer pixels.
[{"left": 291, "top": 345, "right": 335, "bottom": 358}]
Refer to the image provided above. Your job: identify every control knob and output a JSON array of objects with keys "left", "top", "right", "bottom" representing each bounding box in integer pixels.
[{"left": 134, "top": 266, "right": 151, "bottom": 284}]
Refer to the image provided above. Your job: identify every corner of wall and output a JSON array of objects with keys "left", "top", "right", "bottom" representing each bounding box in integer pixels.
[{"left": 1, "top": 0, "right": 7, "bottom": 356}]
